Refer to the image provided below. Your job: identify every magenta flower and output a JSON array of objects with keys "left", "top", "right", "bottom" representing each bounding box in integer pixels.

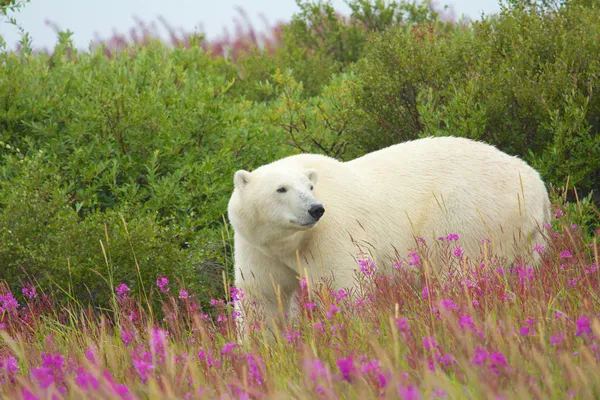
[
  {"left": 453, "top": 247, "right": 464, "bottom": 258},
  {"left": 246, "top": 353, "right": 264, "bottom": 386},
  {"left": 75, "top": 368, "right": 100, "bottom": 391},
  {"left": 132, "top": 351, "right": 154, "bottom": 383},
  {"left": 398, "top": 385, "right": 422, "bottom": 400},
  {"left": 550, "top": 333, "right": 564, "bottom": 346},
  {"left": 553, "top": 209, "right": 564, "bottom": 218},
  {"left": 120, "top": 327, "right": 136, "bottom": 347},
  {"left": 115, "top": 283, "right": 130, "bottom": 298},
  {"left": 334, "top": 289, "right": 348, "bottom": 302},
  {"left": 446, "top": 233, "right": 460, "bottom": 241},
  {"left": 1, "top": 356, "right": 18, "bottom": 374},
  {"left": 471, "top": 348, "right": 488, "bottom": 366},
  {"left": 359, "top": 258, "right": 376, "bottom": 276},
  {"left": 422, "top": 336, "right": 440, "bottom": 350},
  {"left": 488, "top": 351, "right": 509, "bottom": 375},
  {"left": 156, "top": 276, "right": 169, "bottom": 293},
  {"left": 421, "top": 286, "right": 429, "bottom": 300},
  {"left": 532, "top": 244, "right": 545, "bottom": 253},
  {"left": 560, "top": 250, "right": 573, "bottom": 259},
  {"left": 576, "top": 316, "right": 591, "bottom": 337},
  {"left": 230, "top": 286, "right": 245, "bottom": 301},
  {"left": 178, "top": 289, "right": 189, "bottom": 300},
  {"left": 22, "top": 285, "right": 36, "bottom": 299},
  {"left": 440, "top": 299, "right": 459, "bottom": 312},
  {"left": 408, "top": 251, "right": 422, "bottom": 267},
  {"left": 221, "top": 342, "right": 238, "bottom": 355},
  {"left": 395, "top": 317, "right": 410, "bottom": 332},
  {"left": 0, "top": 292, "right": 19, "bottom": 313},
  {"left": 337, "top": 356, "right": 356, "bottom": 382}
]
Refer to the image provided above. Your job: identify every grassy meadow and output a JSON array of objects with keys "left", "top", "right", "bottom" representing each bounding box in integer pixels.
[{"left": 1, "top": 0, "right": 600, "bottom": 398}]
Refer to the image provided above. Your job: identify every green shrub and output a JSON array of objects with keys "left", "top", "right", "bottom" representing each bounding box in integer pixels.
[{"left": 353, "top": 0, "right": 600, "bottom": 207}]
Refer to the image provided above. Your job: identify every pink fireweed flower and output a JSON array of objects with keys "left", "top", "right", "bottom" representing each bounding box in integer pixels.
[
  {"left": 283, "top": 330, "right": 301, "bottom": 344},
  {"left": 471, "top": 348, "right": 488, "bottom": 366},
  {"left": 359, "top": 258, "right": 376, "bottom": 276},
  {"left": 0, "top": 292, "right": 18, "bottom": 313},
  {"left": 553, "top": 209, "right": 564, "bottom": 218},
  {"left": 156, "top": 276, "right": 169, "bottom": 293},
  {"left": 120, "top": 327, "right": 136, "bottom": 347},
  {"left": 446, "top": 233, "right": 460, "bottom": 241},
  {"left": 560, "top": 250, "right": 573, "bottom": 259},
  {"left": 407, "top": 251, "right": 422, "bottom": 267},
  {"left": 395, "top": 317, "right": 410, "bottom": 332},
  {"left": 150, "top": 327, "right": 168, "bottom": 358},
  {"left": 453, "top": 247, "right": 464, "bottom": 258},
  {"left": 532, "top": 244, "right": 545, "bottom": 253},
  {"left": 576, "top": 316, "right": 591, "bottom": 337},
  {"left": 334, "top": 289, "right": 348, "bottom": 302},
  {"left": 488, "top": 351, "right": 510, "bottom": 375},
  {"left": 115, "top": 283, "right": 130, "bottom": 298},
  {"left": 303, "top": 358, "right": 329, "bottom": 382},
  {"left": 416, "top": 237, "right": 426, "bottom": 243},
  {"left": 75, "top": 368, "right": 100, "bottom": 391},
  {"left": 132, "top": 351, "right": 154, "bottom": 383},
  {"left": 230, "top": 286, "right": 245, "bottom": 301},
  {"left": 398, "top": 385, "right": 422, "bottom": 400},
  {"left": 422, "top": 336, "right": 440, "bottom": 350},
  {"left": 336, "top": 356, "right": 356, "bottom": 382},
  {"left": 327, "top": 304, "right": 340, "bottom": 319},
  {"left": 221, "top": 342, "right": 238, "bottom": 355},
  {"left": 440, "top": 299, "right": 459, "bottom": 312},
  {"left": 304, "top": 302, "right": 317, "bottom": 310},
  {"left": 22, "top": 285, "right": 36, "bottom": 299},
  {"left": 550, "top": 333, "right": 564, "bottom": 346},
  {"left": 246, "top": 353, "right": 264, "bottom": 386}
]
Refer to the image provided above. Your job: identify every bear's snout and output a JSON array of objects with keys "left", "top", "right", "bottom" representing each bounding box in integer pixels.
[{"left": 308, "top": 204, "right": 325, "bottom": 220}]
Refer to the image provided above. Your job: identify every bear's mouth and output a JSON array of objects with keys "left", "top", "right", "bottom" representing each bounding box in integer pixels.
[{"left": 291, "top": 219, "right": 318, "bottom": 228}]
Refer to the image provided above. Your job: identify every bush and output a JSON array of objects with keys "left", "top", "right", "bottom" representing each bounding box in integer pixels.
[{"left": 354, "top": 0, "right": 600, "bottom": 207}]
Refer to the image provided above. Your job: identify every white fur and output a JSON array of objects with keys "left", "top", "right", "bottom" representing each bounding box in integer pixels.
[{"left": 227, "top": 136, "right": 551, "bottom": 336}]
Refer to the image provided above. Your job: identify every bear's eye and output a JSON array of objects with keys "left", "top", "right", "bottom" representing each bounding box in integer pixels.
[
  {"left": 310, "top": 185, "right": 314, "bottom": 190},
  {"left": 277, "top": 187, "right": 287, "bottom": 193}
]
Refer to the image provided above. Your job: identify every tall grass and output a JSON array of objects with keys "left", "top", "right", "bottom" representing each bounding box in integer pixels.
[{"left": 0, "top": 201, "right": 599, "bottom": 400}]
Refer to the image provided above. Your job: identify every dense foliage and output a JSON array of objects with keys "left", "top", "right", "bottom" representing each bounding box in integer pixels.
[{"left": 1, "top": 0, "right": 599, "bottom": 313}]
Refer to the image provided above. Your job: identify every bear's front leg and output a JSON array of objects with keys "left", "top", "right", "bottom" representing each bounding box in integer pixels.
[{"left": 232, "top": 242, "right": 299, "bottom": 344}]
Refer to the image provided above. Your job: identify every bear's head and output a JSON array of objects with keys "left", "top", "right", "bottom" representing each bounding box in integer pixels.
[{"left": 227, "top": 167, "right": 325, "bottom": 244}]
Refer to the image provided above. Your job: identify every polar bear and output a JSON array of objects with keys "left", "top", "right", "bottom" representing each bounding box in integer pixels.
[{"left": 227, "top": 136, "right": 551, "bottom": 337}]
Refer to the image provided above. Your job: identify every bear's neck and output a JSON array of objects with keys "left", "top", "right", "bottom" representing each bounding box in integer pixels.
[{"left": 251, "top": 230, "right": 309, "bottom": 266}]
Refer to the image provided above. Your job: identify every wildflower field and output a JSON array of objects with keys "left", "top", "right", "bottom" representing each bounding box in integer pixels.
[{"left": 1, "top": 0, "right": 600, "bottom": 398}]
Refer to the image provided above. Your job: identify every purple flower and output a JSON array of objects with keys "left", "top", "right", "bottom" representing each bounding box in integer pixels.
[
  {"left": 421, "top": 286, "right": 429, "bottom": 300},
  {"left": 422, "top": 336, "right": 439, "bottom": 350},
  {"left": 132, "top": 351, "right": 154, "bottom": 383},
  {"left": 359, "top": 258, "right": 376, "bottom": 276},
  {"left": 115, "top": 283, "right": 130, "bottom": 298},
  {"left": 327, "top": 304, "right": 340, "bottom": 319},
  {"left": 221, "top": 342, "right": 238, "bottom": 355},
  {"left": 459, "top": 314, "right": 476, "bottom": 331},
  {"left": 550, "top": 333, "right": 564, "bottom": 346},
  {"left": 334, "top": 289, "right": 348, "bottom": 302},
  {"left": 408, "top": 252, "right": 422, "bottom": 267},
  {"left": 0, "top": 356, "right": 18, "bottom": 375},
  {"left": 120, "top": 327, "right": 136, "bottom": 347},
  {"left": 283, "top": 330, "right": 301, "bottom": 344},
  {"left": 336, "top": 356, "right": 356, "bottom": 382},
  {"left": 75, "top": 368, "right": 99, "bottom": 391},
  {"left": 398, "top": 385, "right": 422, "bottom": 400},
  {"left": 532, "top": 244, "right": 545, "bottom": 253},
  {"left": 156, "top": 276, "right": 169, "bottom": 293},
  {"left": 440, "top": 299, "right": 459, "bottom": 312},
  {"left": 446, "top": 233, "right": 460, "bottom": 241},
  {"left": 576, "top": 316, "right": 592, "bottom": 337},
  {"left": 304, "top": 302, "right": 317, "bottom": 310},
  {"left": 230, "top": 286, "right": 245, "bottom": 301},
  {"left": 553, "top": 209, "right": 564, "bottom": 218},
  {"left": 395, "top": 317, "right": 410, "bottom": 332},
  {"left": 178, "top": 289, "right": 189, "bottom": 300},
  {"left": 488, "top": 351, "right": 509, "bottom": 375},
  {"left": 471, "top": 348, "right": 488, "bottom": 366},
  {"left": 453, "top": 247, "right": 464, "bottom": 258},
  {"left": 246, "top": 353, "right": 264, "bottom": 386},
  {"left": 22, "top": 285, "right": 36, "bottom": 299},
  {"left": 30, "top": 367, "right": 55, "bottom": 388},
  {"left": 0, "top": 292, "right": 19, "bottom": 313},
  {"left": 560, "top": 250, "right": 573, "bottom": 259}
]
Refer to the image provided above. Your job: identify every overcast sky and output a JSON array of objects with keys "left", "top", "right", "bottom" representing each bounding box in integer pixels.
[{"left": 1, "top": 0, "right": 501, "bottom": 51}]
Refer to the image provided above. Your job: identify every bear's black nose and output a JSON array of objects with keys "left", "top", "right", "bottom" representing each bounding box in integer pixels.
[{"left": 308, "top": 204, "right": 325, "bottom": 220}]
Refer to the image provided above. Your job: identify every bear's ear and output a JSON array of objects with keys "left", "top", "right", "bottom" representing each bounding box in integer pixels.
[
  {"left": 305, "top": 169, "right": 318, "bottom": 185},
  {"left": 234, "top": 170, "right": 251, "bottom": 189}
]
